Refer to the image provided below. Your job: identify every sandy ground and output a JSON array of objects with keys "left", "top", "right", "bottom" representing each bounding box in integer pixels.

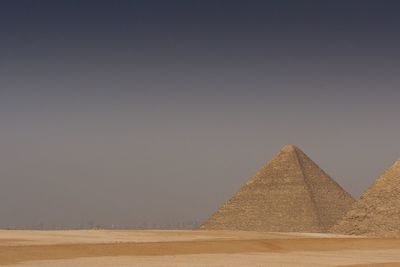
[{"left": 1, "top": 230, "right": 400, "bottom": 266}]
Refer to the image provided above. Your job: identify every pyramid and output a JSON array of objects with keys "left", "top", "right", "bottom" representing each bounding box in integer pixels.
[
  {"left": 200, "top": 145, "right": 355, "bottom": 232},
  {"left": 331, "top": 159, "right": 400, "bottom": 237}
]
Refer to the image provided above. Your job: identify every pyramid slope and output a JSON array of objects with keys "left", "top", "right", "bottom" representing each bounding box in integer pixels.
[
  {"left": 201, "top": 145, "right": 354, "bottom": 232},
  {"left": 331, "top": 160, "right": 400, "bottom": 237}
]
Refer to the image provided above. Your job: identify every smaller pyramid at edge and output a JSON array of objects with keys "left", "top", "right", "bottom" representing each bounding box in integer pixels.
[
  {"left": 331, "top": 159, "right": 400, "bottom": 237},
  {"left": 200, "top": 144, "right": 355, "bottom": 232}
]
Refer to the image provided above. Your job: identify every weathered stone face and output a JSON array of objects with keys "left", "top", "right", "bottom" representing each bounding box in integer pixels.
[
  {"left": 331, "top": 159, "right": 400, "bottom": 237},
  {"left": 200, "top": 145, "right": 355, "bottom": 232}
]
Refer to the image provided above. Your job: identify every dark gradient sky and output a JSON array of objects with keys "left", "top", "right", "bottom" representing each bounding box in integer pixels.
[{"left": 1, "top": 1, "right": 400, "bottom": 229}]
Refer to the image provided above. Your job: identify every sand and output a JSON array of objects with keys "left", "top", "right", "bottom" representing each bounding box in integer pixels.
[{"left": 1, "top": 230, "right": 400, "bottom": 266}]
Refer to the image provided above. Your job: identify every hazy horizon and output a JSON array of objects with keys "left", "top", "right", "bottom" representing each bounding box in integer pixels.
[{"left": 1, "top": 0, "right": 400, "bottom": 229}]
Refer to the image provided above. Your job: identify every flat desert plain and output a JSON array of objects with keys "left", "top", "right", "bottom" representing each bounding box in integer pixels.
[{"left": 1, "top": 230, "right": 400, "bottom": 266}]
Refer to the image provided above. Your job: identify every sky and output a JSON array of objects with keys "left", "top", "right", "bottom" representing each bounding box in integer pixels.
[{"left": 1, "top": 0, "right": 400, "bottom": 229}]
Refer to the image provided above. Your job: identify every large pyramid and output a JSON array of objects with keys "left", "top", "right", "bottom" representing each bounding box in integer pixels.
[
  {"left": 201, "top": 145, "right": 355, "bottom": 232},
  {"left": 331, "top": 159, "right": 400, "bottom": 237}
]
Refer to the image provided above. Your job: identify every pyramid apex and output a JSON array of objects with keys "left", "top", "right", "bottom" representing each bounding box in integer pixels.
[
  {"left": 393, "top": 159, "right": 400, "bottom": 167},
  {"left": 281, "top": 144, "right": 299, "bottom": 152}
]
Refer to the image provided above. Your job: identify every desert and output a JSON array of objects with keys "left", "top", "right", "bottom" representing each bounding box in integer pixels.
[
  {"left": 1, "top": 144, "right": 399, "bottom": 267},
  {"left": 1, "top": 145, "right": 399, "bottom": 267},
  {"left": 2, "top": 1, "right": 400, "bottom": 266},
  {"left": 2, "top": 230, "right": 400, "bottom": 267}
]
